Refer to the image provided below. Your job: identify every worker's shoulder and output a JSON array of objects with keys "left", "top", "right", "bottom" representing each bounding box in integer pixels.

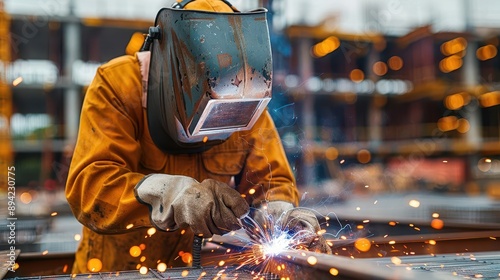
[{"left": 98, "top": 54, "right": 139, "bottom": 73}]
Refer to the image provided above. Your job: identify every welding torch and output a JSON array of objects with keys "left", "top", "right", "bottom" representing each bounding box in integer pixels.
[
  {"left": 191, "top": 215, "right": 256, "bottom": 268},
  {"left": 192, "top": 235, "right": 203, "bottom": 267}
]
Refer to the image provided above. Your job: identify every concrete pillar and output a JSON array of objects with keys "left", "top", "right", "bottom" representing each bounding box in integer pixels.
[
  {"left": 298, "top": 37, "right": 315, "bottom": 186},
  {"left": 63, "top": 0, "right": 81, "bottom": 144}
]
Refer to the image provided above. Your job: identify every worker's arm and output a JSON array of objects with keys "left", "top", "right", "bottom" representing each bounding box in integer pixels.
[
  {"left": 238, "top": 112, "right": 331, "bottom": 254},
  {"left": 65, "top": 56, "right": 149, "bottom": 234},
  {"left": 237, "top": 110, "right": 300, "bottom": 207}
]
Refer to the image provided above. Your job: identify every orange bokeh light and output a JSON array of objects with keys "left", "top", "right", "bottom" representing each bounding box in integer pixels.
[
  {"left": 354, "top": 238, "right": 372, "bottom": 252},
  {"left": 431, "top": 219, "right": 444, "bottom": 230},
  {"left": 87, "top": 258, "right": 103, "bottom": 272}
]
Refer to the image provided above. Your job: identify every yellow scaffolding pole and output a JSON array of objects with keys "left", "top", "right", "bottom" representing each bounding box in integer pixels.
[{"left": 0, "top": 0, "right": 13, "bottom": 190}]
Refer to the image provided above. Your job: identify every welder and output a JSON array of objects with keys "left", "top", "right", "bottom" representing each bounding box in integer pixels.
[{"left": 65, "top": 0, "right": 331, "bottom": 274}]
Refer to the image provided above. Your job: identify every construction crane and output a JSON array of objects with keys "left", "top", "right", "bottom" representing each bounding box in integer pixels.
[{"left": 0, "top": 0, "right": 13, "bottom": 190}]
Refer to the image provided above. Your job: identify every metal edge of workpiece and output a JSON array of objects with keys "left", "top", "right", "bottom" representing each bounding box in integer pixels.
[
  {"left": 272, "top": 249, "right": 458, "bottom": 280},
  {"left": 207, "top": 234, "right": 456, "bottom": 279}
]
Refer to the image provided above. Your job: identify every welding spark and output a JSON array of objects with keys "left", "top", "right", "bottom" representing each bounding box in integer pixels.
[
  {"left": 199, "top": 206, "right": 359, "bottom": 278},
  {"left": 221, "top": 206, "right": 345, "bottom": 277}
]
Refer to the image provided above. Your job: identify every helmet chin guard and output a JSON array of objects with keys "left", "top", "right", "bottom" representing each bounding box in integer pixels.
[{"left": 146, "top": 7, "right": 273, "bottom": 154}]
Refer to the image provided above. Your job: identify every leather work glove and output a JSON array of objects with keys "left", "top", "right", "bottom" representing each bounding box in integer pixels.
[
  {"left": 135, "top": 174, "right": 249, "bottom": 237},
  {"left": 253, "top": 201, "right": 332, "bottom": 254}
]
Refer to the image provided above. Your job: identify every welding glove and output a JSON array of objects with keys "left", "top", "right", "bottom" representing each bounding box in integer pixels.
[
  {"left": 254, "top": 201, "right": 332, "bottom": 254},
  {"left": 135, "top": 174, "right": 250, "bottom": 237}
]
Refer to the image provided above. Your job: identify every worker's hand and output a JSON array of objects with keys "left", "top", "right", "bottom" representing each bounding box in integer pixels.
[
  {"left": 253, "top": 201, "right": 332, "bottom": 254},
  {"left": 135, "top": 174, "right": 249, "bottom": 237}
]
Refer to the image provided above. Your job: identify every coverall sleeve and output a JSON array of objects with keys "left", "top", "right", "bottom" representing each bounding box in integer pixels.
[
  {"left": 238, "top": 111, "right": 300, "bottom": 207},
  {"left": 65, "top": 56, "right": 151, "bottom": 234}
]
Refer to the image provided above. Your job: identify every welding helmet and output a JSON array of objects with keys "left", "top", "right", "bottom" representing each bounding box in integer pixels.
[{"left": 145, "top": 0, "right": 273, "bottom": 153}]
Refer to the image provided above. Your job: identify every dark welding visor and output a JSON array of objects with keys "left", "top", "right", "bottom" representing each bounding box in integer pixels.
[{"left": 146, "top": 7, "right": 273, "bottom": 153}]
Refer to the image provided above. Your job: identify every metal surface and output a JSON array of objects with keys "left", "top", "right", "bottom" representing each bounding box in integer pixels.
[
  {"left": 271, "top": 249, "right": 456, "bottom": 280},
  {"left": 374, "top": 251, "right": 500, "bottom": 280},
  {"left": 6, "top": 266, "right": 280, "bottom": 280}
]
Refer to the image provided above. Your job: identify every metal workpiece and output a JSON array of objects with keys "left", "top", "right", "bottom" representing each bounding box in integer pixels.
[{"left": 266, "top": 249, "right": 456, "bottom": 280}]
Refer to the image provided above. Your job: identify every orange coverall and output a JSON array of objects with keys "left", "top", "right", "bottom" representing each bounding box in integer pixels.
[{"left": 65, "top": 52, "right": 299, "bottom": 273}]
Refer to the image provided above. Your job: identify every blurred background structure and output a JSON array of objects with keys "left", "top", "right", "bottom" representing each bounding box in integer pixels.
[{"left": 1, "top": 0, "right": 500, "bottom": 277}]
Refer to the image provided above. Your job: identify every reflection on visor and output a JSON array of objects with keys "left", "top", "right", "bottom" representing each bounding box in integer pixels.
[{"left": 200, "top": 100, "right": 261, "bottom": 131}]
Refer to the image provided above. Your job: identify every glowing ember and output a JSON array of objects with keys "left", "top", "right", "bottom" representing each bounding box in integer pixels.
[
  {"left": 42, "top": 250, "right": 49, "bottom": 255},
  {"left": 129, "top": 246, "right": 141, "bottom": 257},
  {"left": 330, "top": 268, "right": 339, "bottom": 276},
  {"left": 140, "top": 256, "right": 146, "bottom": 262},
  {"left": 428, "top": 240, "right": 437, "bottom": 245},
  {"left": 218, "top": 260, "right": 225, "bottom": 266},
  {"left": 13, "top": 77, "right": 23, "bottom": 86},
  {"left": 307, "top": 256, "right": 317, "bottom": 265},
  {"left": 63, "top": 264, "right": 68, "bottom": 273},
  {"left": 249, "top": 188, "right": 256, "bottom": 195},
  {"left": 354, "top": 238, "right": 371, "bottom": 252},
  {"left": 51, "top": 212, "right": 58, "bottom": 217},
  {"left": 202, "top": 136, "right": 208, "bottom": 143},
  {"left": 147, "top": 227, "right": 156, "bottom": 236},
  {"left": 181, "top": 252, "right": 192, "bottom": 264},
  {"left": 126, "top": 224, "right": 134, "bottom": 229},
  {"left": 409, "top": 200, "right": 420, "bottom": 208},
  {"left": 391, "top": 257, "right": 402, "bottom": 265},
  {"left": 181, "top": 270, "right": 189, "bottom": 277},
  {"left": 140, "top": 244, "right": 146, "bottom": 250},
  {"left": 388, "top": 240, "right": 396, "bottom": 245},
  {"left": 157, "top": 262, "right": 167, "bottom": 272},
  {"left": 431, "top": 219, "right": 444, "bottom": 230},
  {"left": 139, "top": 266, "right": 148, "bottom": 274},
  {"left": 74, "top": 234, "right": 81, "bottom": 241},
  {"left": 87, "top": 258, "right": 103, "bottom": 272},
  {"left": 432, "top": 213, "right": 440, "bottom": 218}
]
